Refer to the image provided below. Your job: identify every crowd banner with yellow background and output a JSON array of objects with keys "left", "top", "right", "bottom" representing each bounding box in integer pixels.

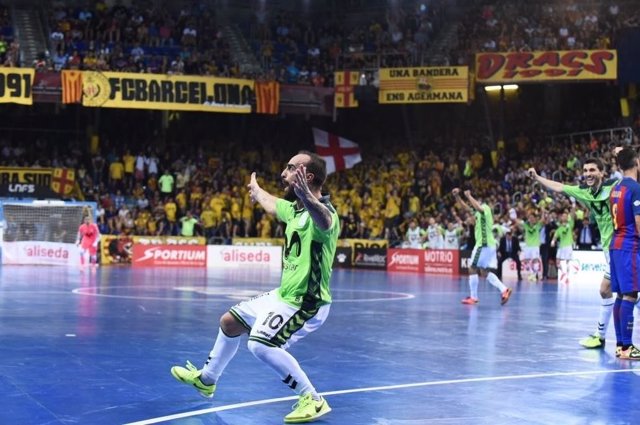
[
  {"left": 0, "top": 167, "right": 76, "bottom": 197},
  {"left": 334, "top": 71, "right": 360, "bottom": 108},
  {"left": 66, "top": 71, "right": 255, "bottom": 113},
  {"left": 475, "top": 50, "right": 617, "bottom": 83},
  {"left": 378, "top": 66, "right": 469, "bottom": 104},
  {"left": 232, "top": 237, "right": 285, "bottom": 246},
  {"left": 0, "top": 67, "right": 34, "bottom": 105},
  {"left": 100, "top": 235, "right": 205, "bottom": 265}
]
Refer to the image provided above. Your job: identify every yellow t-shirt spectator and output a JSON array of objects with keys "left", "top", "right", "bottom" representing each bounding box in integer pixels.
[
  {"left": 164, "top": 201, "right": 177, "bottom": 222},
  {"left": 109, "top": 160, "right": 124, "bottom": 180}
]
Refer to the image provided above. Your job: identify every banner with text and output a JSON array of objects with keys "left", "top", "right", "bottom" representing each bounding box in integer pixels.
[
  {"left": 387, "top": 249, "right": 459, "bottom": 275},
  {"left": 100, "top": 235, "right": 205, "bottom": 265},
  {"left": 207, "top": 245, "right": 282, "bottom": 269},
  {"left": 0, "top": 68, "right": 34, "bottom": 105},
  {"left": 2, "top": 241, "right": 80, "bottom": 266},
  {"left": 231, "top": 237, "right": 285, "bottom": 246},
  {"left": 132, "top": 244, "right": 207, "bottom": 267},
  {"left": 78, "top": 71, "right": 254, "bottom": 113},
  {"left": 475, "top": 50, "right": 617, "bottom": 83},
  {"left": 378, "top": 66, "right": 469, "bottom": 104},
  {"left": 0, "top": 167, "right": 76, "bottom": 197}
]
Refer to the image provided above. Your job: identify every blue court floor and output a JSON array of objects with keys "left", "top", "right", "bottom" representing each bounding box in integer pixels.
[{"left": 1, "top": 265, "right": 639, "bottom": 425}]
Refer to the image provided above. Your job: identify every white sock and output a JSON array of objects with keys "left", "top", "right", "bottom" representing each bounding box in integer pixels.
[
  {"left": 201, "top": 328, "right": 241, "bottom": 385},
  {"left": 247, "top": 340, "right": 318, "bottom": 399},
  {"left": 596, "top": 297, "right": 614, "bottom": 338},
  {"left": 487, "top": 272, "right": 507, "bottom": 292},
  {"left": 469, "top": 274, "right": 479, "bottom": 299}
]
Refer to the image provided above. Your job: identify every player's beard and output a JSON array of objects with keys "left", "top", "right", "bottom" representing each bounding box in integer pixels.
[{"left": 283, "top": 185, "right": 298, "bottom": 202}]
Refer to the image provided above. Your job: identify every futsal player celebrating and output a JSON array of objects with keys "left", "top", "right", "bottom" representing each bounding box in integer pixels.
[
  {"left": 453, "top": 188, "right": 512, "bottom": 305},
  {"left": 171, "top": 151, "right": 338, "bottom": 423},
  {"left": 528, "top": 154, "right": 619, "bottom": 349}
]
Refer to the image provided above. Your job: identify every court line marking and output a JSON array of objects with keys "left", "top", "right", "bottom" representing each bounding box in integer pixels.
[
  {"left": 70, "top": 287, "right": 415, "bottom": 303},
  {"left": 123, "top": 368, "right": 636, "bottom": 425}
]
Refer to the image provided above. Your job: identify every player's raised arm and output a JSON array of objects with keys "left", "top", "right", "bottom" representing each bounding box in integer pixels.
[
  {"left": 452, "top": 188, "right": 472, "bottom": 212},
  {"left": 527, "top": 167, "right": 564, "bottom": 193},
  {"left": 463, "top": 190, "right": 484, "bottom": 212},
  {"left": 247, "top": 172, "right": 278, "bottom": 215}
]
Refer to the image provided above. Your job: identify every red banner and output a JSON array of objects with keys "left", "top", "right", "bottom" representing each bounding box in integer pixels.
[
  {"left": 424, "top": 249, "right": 459, "bottom": 275},
  {"left": 132, "top": 244, "right": 207, "bottom": 267},
  {"left": 387, "top": 248, "right": 423, "bottom": 273}
]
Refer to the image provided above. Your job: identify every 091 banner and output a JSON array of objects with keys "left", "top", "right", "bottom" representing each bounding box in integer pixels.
[{"left": 0, "top": 68, "right": 34, "bottom": 105}]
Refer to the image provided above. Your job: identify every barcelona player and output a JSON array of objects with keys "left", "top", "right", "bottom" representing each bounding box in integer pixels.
[{"left": 608, "top": 147, "right": 640, "bottom": 359}]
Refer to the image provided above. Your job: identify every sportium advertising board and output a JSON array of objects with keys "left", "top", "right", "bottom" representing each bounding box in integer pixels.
[
  {"left": 475, "top": 50, "right": 617, "bottom": 83},
  {"left": 387, "top": 249, "right": 459, "bottom": 275},
  {"left": 78, "top": 71, "right": 254, "bottom": 113},
  {"left": 132, "top": 244, "right": 207, "bottom": 267},
  {"left": 378, "top": 66, "right": 469, "bottom": 104}
]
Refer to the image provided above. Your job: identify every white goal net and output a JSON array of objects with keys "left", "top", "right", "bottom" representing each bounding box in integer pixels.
[{"left": 0, "top": 200, "right": 97, "bottom": 265}]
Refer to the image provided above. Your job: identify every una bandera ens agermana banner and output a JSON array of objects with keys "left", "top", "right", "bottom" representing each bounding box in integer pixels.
[
  {"left": 79, "top": 71, "right": 255, "bottom": 113},
  {"left": 378, "top": 66, "right": 469, "bottom": 104}
]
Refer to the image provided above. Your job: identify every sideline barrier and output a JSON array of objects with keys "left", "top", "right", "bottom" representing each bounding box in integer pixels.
[
  {"left": 207, "top": 245, "right": 282, "bottom": 269},
  {"left": 2, "top": 241, "right": 80, "bottom": 266}
]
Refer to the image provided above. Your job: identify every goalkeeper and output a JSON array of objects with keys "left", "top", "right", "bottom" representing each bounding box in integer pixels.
[{"left": 76, "top": 215, "right": 101, "bottom": 266}]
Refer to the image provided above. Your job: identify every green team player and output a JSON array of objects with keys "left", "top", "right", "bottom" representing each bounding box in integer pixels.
[
  {"left": 517, "top": 211, "right": 548, "bottom": 281},
  {"left": 171, "top": 150, "right": 338, "bottom": 423},
  {"left": 528, "top": 156, "right": 619, "bottom": 350},
  {"left": 550, "top": 206, "right": 576, "bottom": 281},
  {"left": 453, "top": 188, "right": 513, "bottom": 305}
]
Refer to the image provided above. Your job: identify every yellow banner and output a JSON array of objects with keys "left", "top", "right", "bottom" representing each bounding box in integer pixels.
[
  {"left": 232, "top": 237, "right": 285, "bottom": 246},
  {"left": 81, "top": 71, "right": 254, "bottom": 113},
  {"left": 475, "top": 50, "right": 617, "bottom": 83},
  {"left": 378, "top": 66, "right": 468, "bottom": 104},
  {"left": 0, "top": 167, "right": 75, "bottom": 196},
  {"left": 0, "top": 68, "right": 34, "bottom": 105},
  {"left": 338, "top": 238, "right": 388, "bottom": 249}
]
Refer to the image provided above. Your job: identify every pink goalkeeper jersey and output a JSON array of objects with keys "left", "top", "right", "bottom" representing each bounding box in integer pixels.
[{"left": 78, "top": 223, "right": 100, "bottom": 247}]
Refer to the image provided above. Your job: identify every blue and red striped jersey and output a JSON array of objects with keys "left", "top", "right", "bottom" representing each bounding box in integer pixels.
[{"left": 609, "top": 177, "right": 640, "bottom": 251}]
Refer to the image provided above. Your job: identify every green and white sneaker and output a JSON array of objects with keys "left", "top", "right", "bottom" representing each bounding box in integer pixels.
[
  {"left": 170, "top": 360, "right": 216, "bottom": 398},
  {"left": 579, "top": 334, "right": 605, "bottom": 349},
  {"left": 284, "top": 393, "right": 332, "bottom": 423}
]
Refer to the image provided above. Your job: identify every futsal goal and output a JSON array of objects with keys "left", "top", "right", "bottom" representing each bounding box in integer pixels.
[{"left": 0, "top": 199, "right": 97, "bottom": 266}]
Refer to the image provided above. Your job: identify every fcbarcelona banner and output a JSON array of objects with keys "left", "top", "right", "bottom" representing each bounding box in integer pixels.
[
  {"left": 0, "top": 68, "right": 34, "bottom": 105},
  {"left": 378, "top": 66, "right": 469, "bottom": 104},
  {"left": 476, "top": 50, "right": 617, "bottom": 83},
  {"left": 75, "top": 71, "right": 254, "bottom": 113}
]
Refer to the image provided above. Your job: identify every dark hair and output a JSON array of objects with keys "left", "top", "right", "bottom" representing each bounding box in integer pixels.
[
  {"left": 299, "top": 150, "right": 327, "bottom": 187},
  {"left": 616, "top": 147, "right": 638, "bottom": 171},
  {"left": 584, "top": 157, "right": 604, "bottom": 171}
]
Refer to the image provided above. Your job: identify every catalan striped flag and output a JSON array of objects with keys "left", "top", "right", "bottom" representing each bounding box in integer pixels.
[
  {"left": 61, "top": 70, "right": 83, "bottom": 104},
  {"left": 255, "top": 81, "right": 280, "bottom": 114},
  {"left": 334, "top": 71, "right": 359, "bottom": 108}
]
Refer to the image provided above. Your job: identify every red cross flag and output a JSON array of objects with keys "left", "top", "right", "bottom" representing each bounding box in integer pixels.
[{"left": 312, "top": 128, "right": 362, "bottom": 174}]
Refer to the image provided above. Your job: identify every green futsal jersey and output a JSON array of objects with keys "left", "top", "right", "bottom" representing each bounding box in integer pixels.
[
  {"left": 275, "top": 197, "right": 340, "bottom": 309},
  {"left": 474, "top": 204, "right": 496, "bottom": 248},
  {"left": 523, "top": 222, "right": 543, "bottom": 247},
  {"left": 562, "top": 179, "right": 618, "bottom": 251},
  {"left": 554, "top": 215, "right": 575, "bottom": 248}
]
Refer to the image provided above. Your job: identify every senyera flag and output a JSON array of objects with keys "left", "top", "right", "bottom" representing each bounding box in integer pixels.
[{"left": 312, "top": 128, "right": 362, "bottom": 174}]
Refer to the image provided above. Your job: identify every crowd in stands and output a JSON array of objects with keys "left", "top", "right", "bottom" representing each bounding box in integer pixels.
[
  {"left": 1, "top": 121, "right": 638, "bottom": 252},
  {"left": 33, "top": 0, "right": 447, "bottom": 85},
  {"left": 445, "top": 0, "right": 639, "bottom": 67}
]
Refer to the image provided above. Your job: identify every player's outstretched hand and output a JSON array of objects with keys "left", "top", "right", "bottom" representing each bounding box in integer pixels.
[
  {"left": 527, "top": 167, "right": 538, "bottom": 179},
  {"left": 292, "top": 165, "right": 312, "bottom": 200},
  {"left": 248, "top": 172, "right": 260, "bottom": 203}
]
